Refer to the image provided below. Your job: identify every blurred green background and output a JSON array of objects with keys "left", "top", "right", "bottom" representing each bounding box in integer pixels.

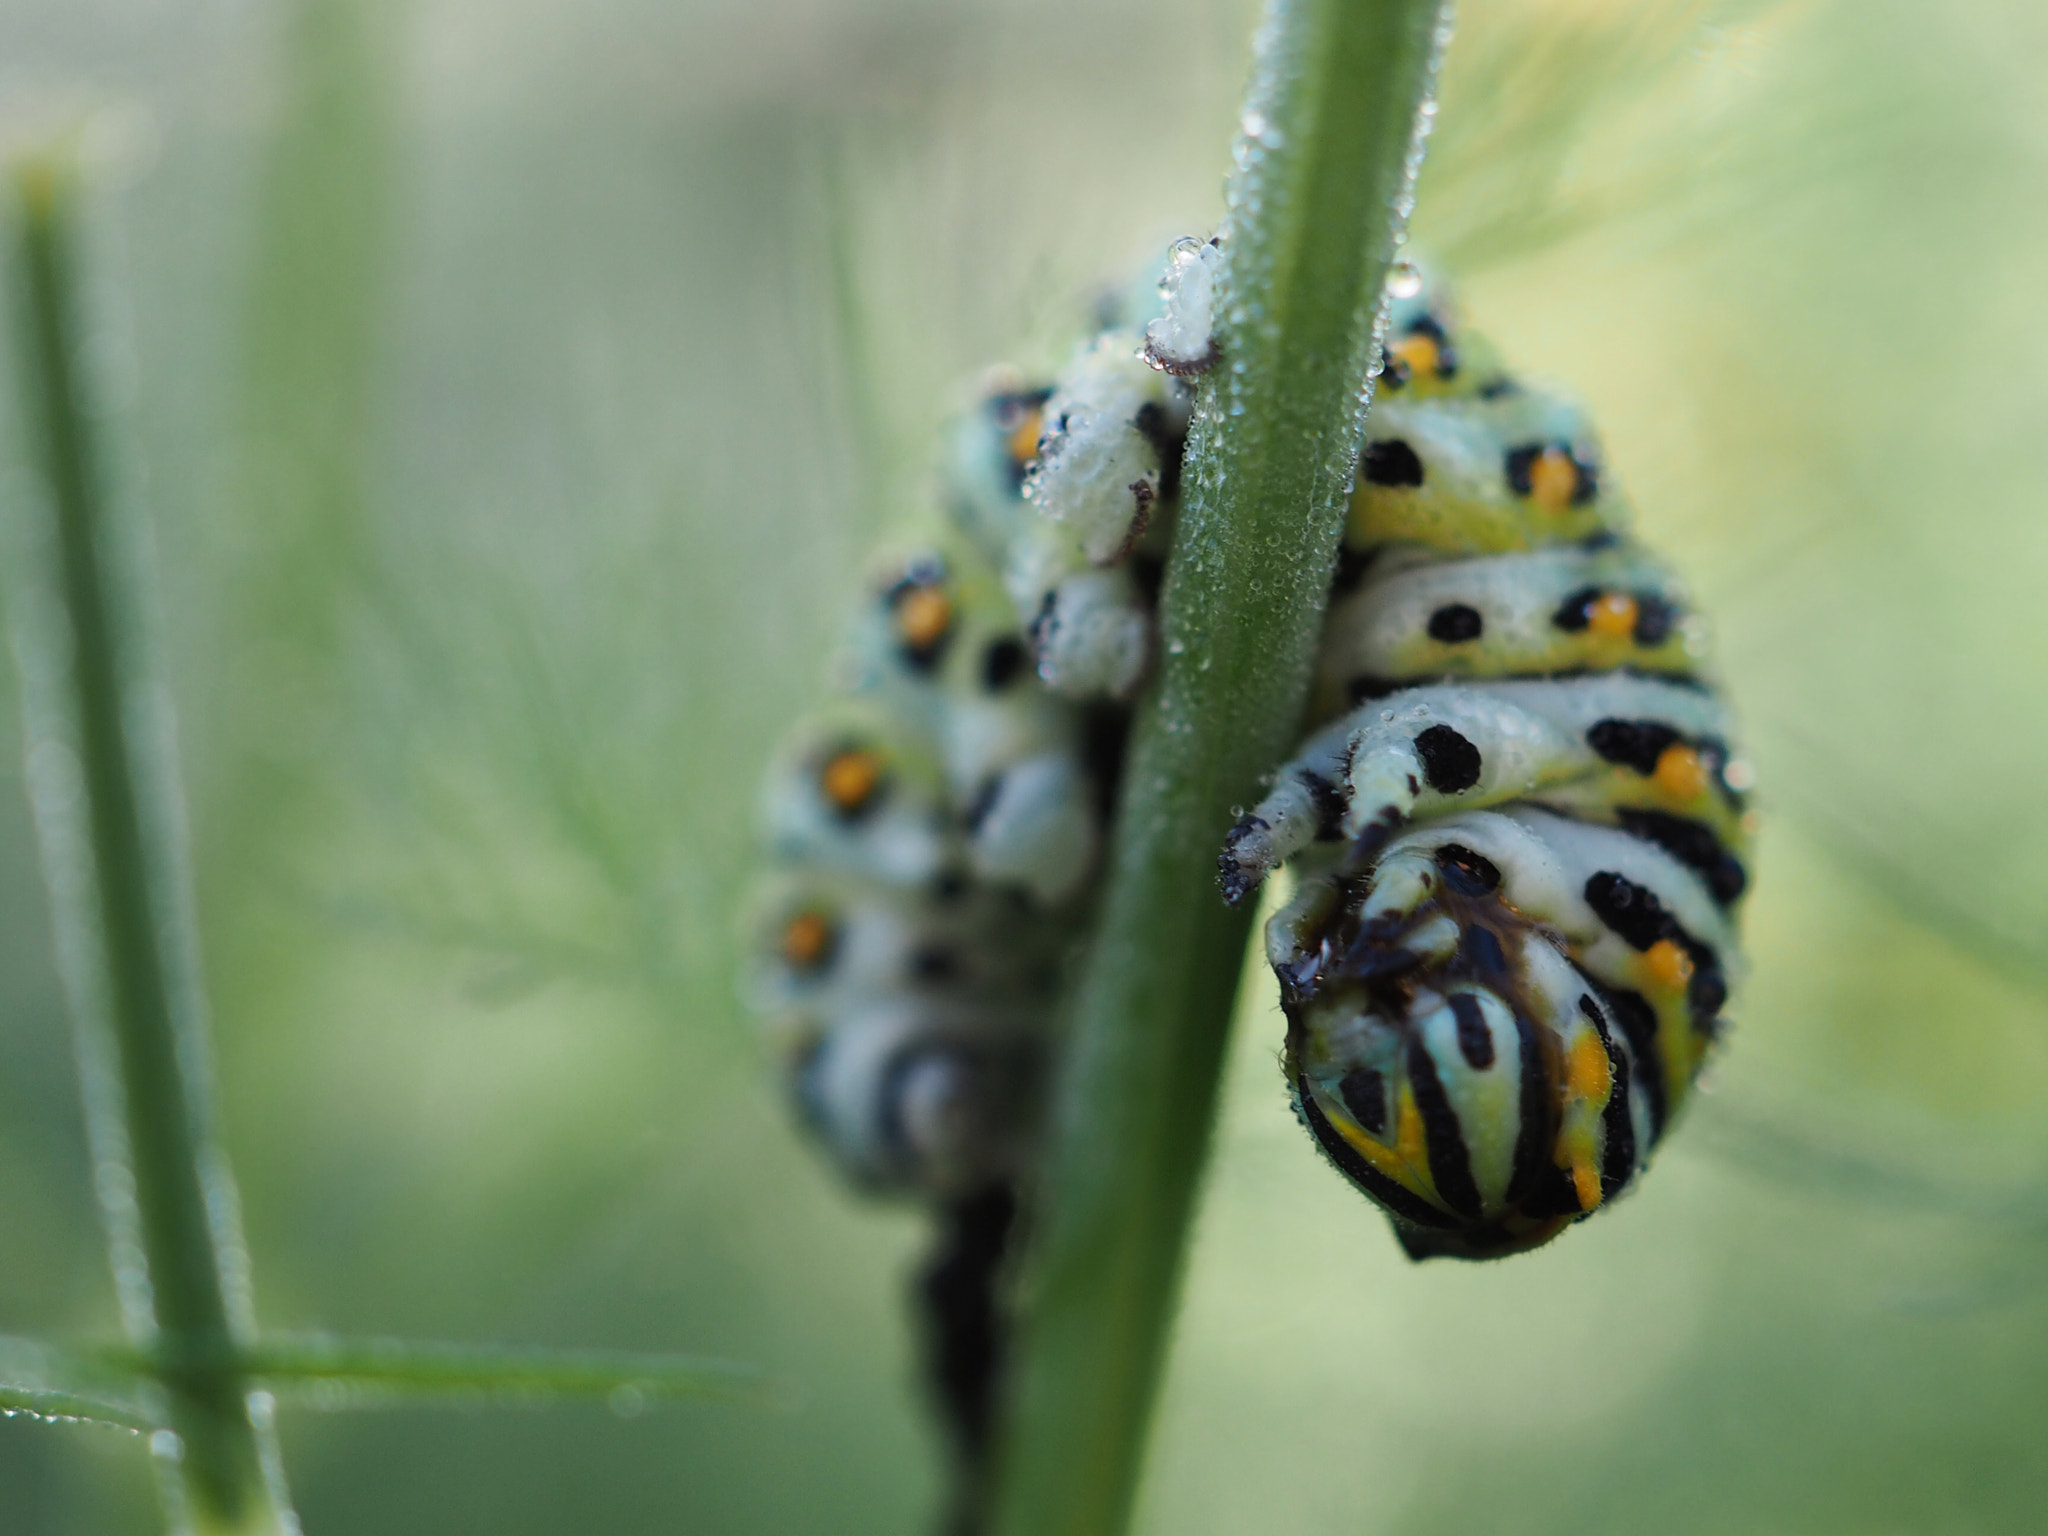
[{"left": 4, "top": 0, "right": 2048, "bottom": 1530}]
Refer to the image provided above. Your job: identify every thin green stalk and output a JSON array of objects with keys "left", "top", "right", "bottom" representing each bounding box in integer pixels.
[
  {"left": 988, "top": 5, "right": 1450, "bottom": 1534},
  {"left": 8, "top": 161, "right": 294, "bottom": 1535},
  {"left": 232, "top": 1335, "right": 784, "bottom": 1407}
]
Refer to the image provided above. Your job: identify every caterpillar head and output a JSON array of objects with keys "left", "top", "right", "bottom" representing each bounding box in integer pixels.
[{"left": 1272, "top": 832, "right": 1649, "bottom": 1260}]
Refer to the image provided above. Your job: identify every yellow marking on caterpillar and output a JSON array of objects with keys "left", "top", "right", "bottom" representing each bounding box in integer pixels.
[
  {"left": 1394, "top": 1082, "right": 1430, "bottom": 1184},
  {"left": 1559, "top": 1029, "right": 1613, "bottom": 1212},
  {"left": 1566, "top": 1029, "right": 1612, "bottom": 1102},
  {"left": 1653, "top": 743, "right": 1711, "bottom": 801},
  {"left": 1528, "top": 447, "right": 1579, "bottom": 513},
  {"left": 1646, "top": 937, "right": 1694, "bottom": 993},
  {"left": 893, "top": 585, "right": 954, "bottom": 651},
  {"left": 1571, "top": 1161, "right": 1602, "bottom": 1211},
  {"left": 820, "top": 749, "right": 884, "bottom": 813},
  {"left": 1320, "top": 1084, "right": 1439, "bottom": 1207},
  {"left": 1587, "top": 592, "right": 1638, "bottom": 641}
]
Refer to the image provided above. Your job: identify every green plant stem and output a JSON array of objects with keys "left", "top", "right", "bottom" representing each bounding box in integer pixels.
[
  {"left": 231, "top": 1335, "right": 784, "bottom": 1407},
  {"left": 987, "top": 4, "right": 1449, "bottom": 1534},
  {"left": 9, "top": 161, "right": 293, "bottom": 1536}
]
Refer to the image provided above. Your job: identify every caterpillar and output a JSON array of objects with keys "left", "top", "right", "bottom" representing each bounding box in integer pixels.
[{"left": 748, "top": 242, "right": 1749, "bottom": 1455}]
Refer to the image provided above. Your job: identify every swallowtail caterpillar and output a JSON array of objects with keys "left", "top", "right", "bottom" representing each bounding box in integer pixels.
[{"left": 750, "top": 241, "right": 1749, "bottom": 1380}]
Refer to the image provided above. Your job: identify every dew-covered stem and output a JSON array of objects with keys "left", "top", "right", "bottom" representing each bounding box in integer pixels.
[
  {"left": 7, "top": 159, "right": 294, "bottom": 1536},
  {"left": 986, "top": 4, "right": 1450, "bottom": 1534}
]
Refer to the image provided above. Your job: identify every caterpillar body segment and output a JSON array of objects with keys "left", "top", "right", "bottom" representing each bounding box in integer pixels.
[
  {"left": 1351, "top": 387, "right": 1621, "bottom": 554},
  {"left": 1221, "top": 675, "right": 1739, "bottom": 904},
  {"left": 1315, "top": 542, "right": 1701, "bottom": 715}
]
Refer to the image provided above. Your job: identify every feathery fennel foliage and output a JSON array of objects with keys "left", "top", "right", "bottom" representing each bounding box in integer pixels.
[{"left": 4, "top": 141, "right": 770, "bottom": 1536}]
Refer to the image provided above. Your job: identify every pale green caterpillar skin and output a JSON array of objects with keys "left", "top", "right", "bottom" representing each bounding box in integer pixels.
[{"left": 751, "top": 253, "right": 1750, "bottom": 1264}]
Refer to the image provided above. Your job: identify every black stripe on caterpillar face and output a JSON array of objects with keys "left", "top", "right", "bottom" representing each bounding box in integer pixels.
[
  {"left": 1338, "top": 1066, "right": 1388, "bottom": 1136},
  {"left": 1633, "top": 596, "right": 1676, "bottom": 645},
  {"left": 1580, "top": 993, "right": 1637, "bottom": 1200},
  {"left": 1504, "top": 1008, "right": 1556, "bottom": 1209},
  {"left": 1595, "top": 983, "right": 1667, "bottom": 1143},
  {"left": 1448, "top": 992, "right": 1496, "bottom": 1068},
  {"left": 1330, "top": 542, "right": 1381, "bottom": 598},
  {"left": 1405, "top": 1033, "right": 1484, "bottom": 1218}
]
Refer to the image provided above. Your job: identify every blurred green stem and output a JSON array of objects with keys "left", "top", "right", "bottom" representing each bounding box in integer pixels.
[
  {"left": 9, "top": 162, "right": 294, "bottom": 1535},
  {"left": 987, "top": 4, "right": 1449, "bottom": 1534}
]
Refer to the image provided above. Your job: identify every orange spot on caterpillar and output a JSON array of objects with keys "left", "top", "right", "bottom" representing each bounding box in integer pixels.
[
  {"left": 893, "top": 585, "right": 954, "bottom": 651},
  {"left": 820, "top": 749, "right": 884, "bottom": 814},
  {"left": 1528, "top": 447, "right": 1579, "bottom": 513},
  {"left": 1653, "top": 744, "right": 1711, "bottom": 801},
  {"left": 1646, "top": 937, "right": 1695, "bottom": 993},
  {"left": 1006, "top": 408, "right": 1044, "bottom": 469},
  {"left": 1587, "top": 592, "right": 1638, "bottom": 641},
  {"left": 780, "top": 910, "right": 835, "bottom": 970}
]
